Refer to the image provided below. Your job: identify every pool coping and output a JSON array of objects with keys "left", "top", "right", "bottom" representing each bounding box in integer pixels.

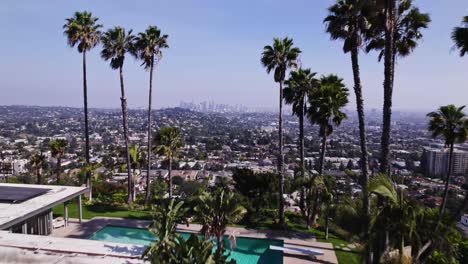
[{"left": 51, "top": 217, "right": 338, "bottom": 263}]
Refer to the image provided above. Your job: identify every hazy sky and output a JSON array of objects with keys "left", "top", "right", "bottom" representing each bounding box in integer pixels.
[{"left": 0, "top": 0, "right": 467, "bottom": 111}]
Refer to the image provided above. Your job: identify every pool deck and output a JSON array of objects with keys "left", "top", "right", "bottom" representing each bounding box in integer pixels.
[{"left": 51, "top": 217, "right": 338, "bottom": 264}]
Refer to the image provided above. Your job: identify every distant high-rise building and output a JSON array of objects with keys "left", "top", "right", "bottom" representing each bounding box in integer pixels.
[{"left": 423, "top": 147, "right": 468, "bottom": 176}]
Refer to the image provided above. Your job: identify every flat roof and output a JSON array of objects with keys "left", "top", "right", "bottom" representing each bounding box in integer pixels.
[
  {"left": 0, "top": 186, "right": 51, "bottom": 203},
  {"left": 0, "top": 231, "right": 146, "bottom": 263},
  {"left": 0, "top": 183, "right": 88, "bottom": 229}
]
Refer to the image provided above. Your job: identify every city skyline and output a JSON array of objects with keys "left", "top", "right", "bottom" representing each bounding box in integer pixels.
[{"left": 1, "top": 0, "right": 467, "bottom": 111}]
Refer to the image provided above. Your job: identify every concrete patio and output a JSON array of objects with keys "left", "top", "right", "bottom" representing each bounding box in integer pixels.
[{"left": 51, "top": 217, "right": 338, "bottom": 263}]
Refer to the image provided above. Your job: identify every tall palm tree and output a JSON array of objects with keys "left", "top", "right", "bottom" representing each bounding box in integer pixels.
[
  {"left": 366, "top": 0, "right": 430, "bottom": 174},
  {"left": 261, "top": 37, "right": 301, "bottom": 227},
  {"left": 194, "top": 189, "right": 246, "bottom": 261},
  {"left": 49, "top": 139, "right": 68, "bottom": 185},
  {"left": 284, "top": 68, "right": 318, "bottom": 174},
  {"left": 30, "top": 152, "right": 46, "bottom": 184},
  {"left": 134, "top": 26, "right": 169, "bottom": 206},
  {"left": 101, "top": 26, "right": 136, "bottom": 205},
  {"left": 324, "top": 2, "right": 372, "bottom": 259},
  {"left": 308, "top": 75, "right": 349, "bottom": 176},
  {"left": 155, "top": 127, "right": 183, "bottom": 198},
  {"left": 427, "top": 105, "right": 468, "bottom": 229},
  {"left": 452, "top": 16, "right": 468, "bottom": 57},
  {"left": 63, "top": 11, "right": 102, "bottom": 199}
]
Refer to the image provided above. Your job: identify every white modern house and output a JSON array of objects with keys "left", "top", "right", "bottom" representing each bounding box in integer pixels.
[{"left": 0, "top": 183, "right": 87, "bottom": 235}]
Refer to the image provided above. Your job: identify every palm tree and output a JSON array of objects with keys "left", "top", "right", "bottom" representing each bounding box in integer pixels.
[
  {"left": 30, "top": 152, "right": 46, "bottom": 184},
  {"left": 324, "top": 2, "right": 372, "bottom": 259},
  {"left": 261, "top": 37, "right": 301, "bottom": 227},
  {"left": 194, "top": 189, "right": 246, "bottom": 261},
  {"left": 366, "top": 0, "right": 430, "bottom": 174},
  {"left": 134, "top": 26, "right": 169, "bottom": 206},
  {"left": 63, "top": 11, "right": 102, "bottom": 199},
  {"left": 308, "top": 75, "right": 349, "bottom": 175},
  {"left": 369, "top": 174, "right": 419, "bottom": 263},
  {"left": 145, "top": 199, "right": 188, "bottom": 262},
  {"left": 101, "top": 26, "right": 136, "bottom": 205},
  {"left": 129, "top": 144, "right": 146, "bottom": 201},
  {"left": 452, "top": 16, "right": 468, "bottom": 57},
  {"left": 49, "top": 139, "right": 68, "bottom": 185},
  {"left": 284, "top": 68, "right": 318, "bottom": 174},
  {"left": 427, "top": 105, "right": 468, "bottom": 229},
  {"left": 155, "top": 127, "right": 183, "bottom": 198}
]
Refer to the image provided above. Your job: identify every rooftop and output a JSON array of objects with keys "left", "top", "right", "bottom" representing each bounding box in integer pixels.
[{"left": 0, "top": 183, "right": 88, "bottom": 229}]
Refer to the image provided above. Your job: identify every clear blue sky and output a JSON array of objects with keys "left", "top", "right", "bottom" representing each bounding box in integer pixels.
[{"left": 0, "top": 0, "right": 467, "bottom": 111}]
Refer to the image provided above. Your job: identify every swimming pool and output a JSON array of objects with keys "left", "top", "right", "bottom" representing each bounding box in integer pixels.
[{"left": 89, "top": 225, "right": 283, "bottom": 264}]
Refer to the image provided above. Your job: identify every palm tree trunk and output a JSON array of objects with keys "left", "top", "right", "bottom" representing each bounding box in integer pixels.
[
  {"left": 82, "top": 51, "right": 92, "bottom": 200},
  {"left": 299, "top": 104, "right": 306, "bottom": 213},
  {"left": 119, "top": 65, "right": 133, "bottom": 205},
  {"left": 310, "top": 131, "right": 327, "bottom": 226},
  {"left": 278, "top": 80, "right": 286, "bottom": 228},
  {"left": 435, "top": 143, "right": 454, "bottom": 229},
  {"left": 319, "top": 131, "right": 327, "bottom": 175},
  {"left": 380, "top": 0, "right": 396, "bottom": 174},
  {"left": 299, "top": 105, "right": 305, "bottom": 172},
  {"left": 145, "top": 57, "right": 154, "bottom": 206},
  {"left": 351, "top": 45, "right": 371, "bottom": 264},
  {"left": 168, "top": 156, "right": 173, "bottom": 198},
  {"left": 37, "top": 168, "right": 41, "bottom": 184},
  {"left": 56, "top": 157, "right": 61, "bottom": 185},
  {"left": 325, "top": 205, "right": 330, "bottom": 240}
]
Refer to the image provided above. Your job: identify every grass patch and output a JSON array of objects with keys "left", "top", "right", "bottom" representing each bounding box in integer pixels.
[{"left": 52, "top": 201, "right": 151, "bottom": 220}]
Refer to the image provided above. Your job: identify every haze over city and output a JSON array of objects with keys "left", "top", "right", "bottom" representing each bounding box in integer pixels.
[{"left": 1, "top": 0, "right": 467, "bottom": 110}]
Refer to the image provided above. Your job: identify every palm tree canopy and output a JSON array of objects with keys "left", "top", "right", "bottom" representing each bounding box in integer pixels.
[
  {"left": 452, "top": 16, "right": 468, "bottom": 57},
  {"left": 134, "top": 25, "right": 169, "bottom": 69},
  {"left": 31, "top": 153, "right": 46, "bottom": 167},
  {"left": 194, "top": 189, "right": 247, "bottom": 237},
  {"left": 49, "top": 139, "right": 68, "bottom": 157},
  {"left": 261, "top": 37, "right": 302, "bottom": 82},
  {"left": 129, "top": 144, "right": 146, "bottom": 168},
  {"left": 427, "top": 105, "right": 468, "bottom": 146},
  {"left": 324, "top": 0, "right": 372, "bottom": 53},
  {"left": 101, "top": 27, "right": 136, "bottom": 69},
  {"left": 63, "top": 11, "right": 102, "bottom": 53},
  {"left": 154, "top": 127, "right": 184, "bottom": 157},
  {"left": 307, "top": 75, "right": 349, "bottom": 136},
  {"left": 283, "top": 68, "right": 318, "bottom": 117},
  {"left": 365, "top": 0, "right": 431, "bottom": 61}
]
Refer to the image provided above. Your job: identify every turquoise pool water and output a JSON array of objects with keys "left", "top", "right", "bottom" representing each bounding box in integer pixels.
[{"left": 89, "top": 225, "right": 283, "bottom": 264}]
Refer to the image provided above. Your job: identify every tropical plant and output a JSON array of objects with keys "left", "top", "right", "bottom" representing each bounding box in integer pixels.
[
  {"left": 365, "top": 0, "right": 430, "bottom": 174},
  {"left": 261, "top": 37, "right": 301, "bottom": 228},
  {"left": 427, "top": 105, "right": 468, "bottom": 229},
  {"left": 101, "top": 26, "right": 136, "bottom": 205},
  {"left": 30, "top": 152, "right": 46, "bottom": 184},
  {"left": 194, "top": 189, "right": 246, "bottom": 261},
  {"left": 144, "top": 199, "right": 189, "bottom": 263},
  {"left": 49, "top": 139, "right": 68, "bottom": 184},
  {"left": 284, "top": 68, "right": 318, "bottom": 174},
  {"left": 324, "top": 1, "right": 372, "bottom": 259},
  {"left": 134, "top": 26, "right": 169, "bottom": 206},
  {"left": 63, "top": 11, "right": 102, "bottom": 199},
  {"left": 369, "top": 175, "right": 419, "bottom": 263},
  {"left": 129, "top": 144, "right": 146, "bottom": 201},
  {"left": 452, "top": 16, "right": 468, "bottom": 56},
  {"left": 154, "top": 127, "right": 183, "bottom": 198},
  {"left": 308, "top": 75, "right": 349, "bottom": 175}
]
